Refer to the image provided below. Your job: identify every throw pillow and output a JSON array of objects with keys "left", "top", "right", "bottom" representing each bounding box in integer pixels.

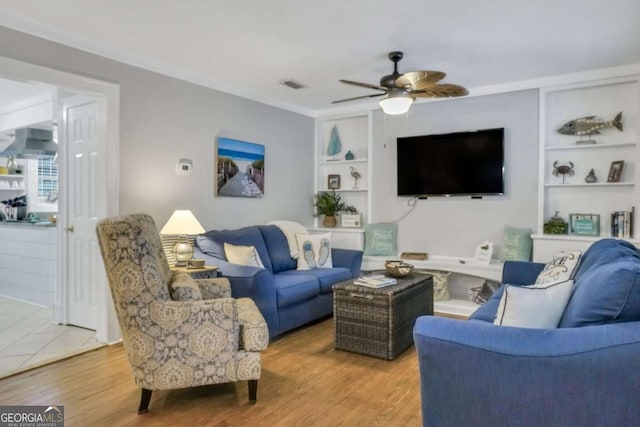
[
  {"left": 501, "top": 226, "right": 533, "bottom": 261},
  {"left": 224, "top": 242, "right": 265, "bottom": 268},
  {"left": 535, "top": 251, "right": 582, "bottom": 285},
  {"left": 169, "top": 273, "right": 203, "bottom": 301},
  {"left": 295, "top": 233, "right": 333, "bottom": 270},
  {"left": 494, "top": 280, "right": 574, "bottom": 329},
  {"left": 364, "top": 223, "right": 397, "bottom": 256}
]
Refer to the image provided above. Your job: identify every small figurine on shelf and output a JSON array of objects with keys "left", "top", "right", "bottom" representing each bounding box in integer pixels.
[
  {"left": 585, "top": 168, "right": 597, "bottom": 183},
  {"left": 345, "top": 150, "right": 355, "bottom": 160},
  {"left": 349, "top": 166, "right": 361, "bottom": 189}
]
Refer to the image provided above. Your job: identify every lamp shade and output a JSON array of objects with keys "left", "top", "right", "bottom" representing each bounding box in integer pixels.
[
  {"left": 160, "top": 210, "right": 205, "bottom": 235},
  {"left": 379, "top": 96, "right": 414, "bottom": 115}
]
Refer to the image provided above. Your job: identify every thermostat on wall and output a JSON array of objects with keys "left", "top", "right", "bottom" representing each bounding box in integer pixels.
[{"left": 176, "top": 158, "right": 193, "bottom": 175}]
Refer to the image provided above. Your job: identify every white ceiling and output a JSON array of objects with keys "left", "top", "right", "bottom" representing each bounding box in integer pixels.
[
  {"left": 0, "top": 0, "right": 639, "bottom": 116},
  {"left": 0, "top": 77, "right": 49, "bottom": 110}
]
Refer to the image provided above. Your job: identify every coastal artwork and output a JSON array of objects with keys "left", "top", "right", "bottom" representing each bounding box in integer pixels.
[{"left": 216, "top": 137, "right": 265, "bottom": 198}]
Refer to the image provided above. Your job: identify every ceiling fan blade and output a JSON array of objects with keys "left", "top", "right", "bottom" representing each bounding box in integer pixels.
[
  {"left": 331, "top": 92, "right": 387, "bottom": 104},
  {"left": 339, "top": 79, "right": 387, "bottom": 91},
  {"left": 413, "top": 83, "right": 469, "bottom": 98},
  {"left": 396, "top": 71, "right": 446, "bottom": 90}
]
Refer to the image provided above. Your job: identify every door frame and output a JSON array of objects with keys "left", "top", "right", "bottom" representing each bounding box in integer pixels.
[{"left": 0, "top": 55, "right": 120, "bottom": 343}]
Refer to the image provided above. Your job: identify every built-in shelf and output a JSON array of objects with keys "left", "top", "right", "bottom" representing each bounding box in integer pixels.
[
  {"left": 434, "top": 299, "right": 479, "bottom": 318},
  {"left": 0, "top": 174, "right": 25, "bottom": 179},
  {"left": 544, "top": 182, "right": 634, "bottom": 188},
  {"left": 0, "top": 188, "right": 25, "bottom": 191},
  {"left": 319, "top": 188, "right": 367, "bottom": 192},
  {"left": 318, "top": 158, "right": 368, "bottom": 165},
  {"left": 532, "top": 234, "right": 640, "bottom": 244},
  {"left": 545, "top": 142, "right": 637, "bottom": 151}
]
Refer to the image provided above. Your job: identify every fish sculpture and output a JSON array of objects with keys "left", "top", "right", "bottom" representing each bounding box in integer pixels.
[{"left": 557, "top": 112, "right": 623, "bottom": 136}]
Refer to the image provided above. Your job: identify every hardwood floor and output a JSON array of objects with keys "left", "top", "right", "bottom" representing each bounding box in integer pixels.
[{"left": 0, "top": 317, "right": 423, "bottom": 426}]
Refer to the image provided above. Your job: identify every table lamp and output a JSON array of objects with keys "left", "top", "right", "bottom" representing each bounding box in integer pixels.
[{"left": 160, "top": 210, "right": 205, "bottom": 266}]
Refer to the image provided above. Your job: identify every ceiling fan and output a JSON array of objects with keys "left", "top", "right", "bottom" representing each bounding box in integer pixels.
[{"left": 333, "top": 51, "right": 468, "bottom": 115}]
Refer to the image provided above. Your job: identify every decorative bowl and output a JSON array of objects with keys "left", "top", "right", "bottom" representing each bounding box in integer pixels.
[{"left": 384, "top": 260, "right": 414, "bottom": 277}]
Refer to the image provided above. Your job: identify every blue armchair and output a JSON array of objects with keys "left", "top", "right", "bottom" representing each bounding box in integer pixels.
[{"left": 414, "top": 239, "right": 640, "bottom": 427}]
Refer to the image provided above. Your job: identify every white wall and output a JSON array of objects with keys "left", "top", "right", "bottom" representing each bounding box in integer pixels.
[
  {"left": 370, "top": 90, "right": 539, "bottom": 258},
  {"left": 0, "top": 25, "right": 315, "bottom": 230}
]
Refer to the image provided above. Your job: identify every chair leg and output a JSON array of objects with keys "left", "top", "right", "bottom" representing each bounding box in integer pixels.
[
  {"left": 248, "top": 380, "right": 258, "bottom": 404},
  {"left": 138, "top": 388, "right": 152, "bottom": 414}
]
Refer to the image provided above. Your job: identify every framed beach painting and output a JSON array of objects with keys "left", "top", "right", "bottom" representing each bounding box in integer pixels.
[{"left": 216, "top": 136, "right": 265, "bottom": 198}]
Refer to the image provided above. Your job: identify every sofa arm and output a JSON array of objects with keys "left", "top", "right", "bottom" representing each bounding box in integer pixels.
[
  {"left": 331, "top": 248, "right": 363, "bottom": 278},
  {"left": 413, "top": 316, "right": 640, "bottom": 427}
]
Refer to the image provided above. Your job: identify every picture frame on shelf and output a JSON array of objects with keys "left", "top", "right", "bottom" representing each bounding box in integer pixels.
[
  {"left": 607, "top": 160, "right": 624, "bottom": 183},
  {"left": 341, "top": 213, "right": 362, "bottom": 228},
  {"left": 568, "top": 213, "right": 600, "bottom": 236},
  {"left": 327, "top": 174, "right": 341, "bottom": 190}
]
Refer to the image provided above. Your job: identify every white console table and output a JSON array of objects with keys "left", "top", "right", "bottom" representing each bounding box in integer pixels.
[{"left": 362, "top": 255, "right": 504, "bottom": 318}]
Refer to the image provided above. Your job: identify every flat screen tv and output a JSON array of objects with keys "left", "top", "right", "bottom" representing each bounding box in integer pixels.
[{"left": 397, "top": 128, "right": 505, "bottom": 197}]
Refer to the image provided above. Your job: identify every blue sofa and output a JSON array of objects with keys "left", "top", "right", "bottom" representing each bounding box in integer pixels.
[
  {"left": 194, "top": 225, "right": 362, "bottom": 338},
  {"left": 414, "top": 239, "right": 640, "bottom": 427}
]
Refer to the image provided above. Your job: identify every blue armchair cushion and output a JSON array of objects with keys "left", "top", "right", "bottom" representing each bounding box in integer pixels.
[
  {"left": 560, "top": 239, "right": 640, "bottom": 327},
  {"left": 197, "top": 226, "right": 274, "bottom": 272}
]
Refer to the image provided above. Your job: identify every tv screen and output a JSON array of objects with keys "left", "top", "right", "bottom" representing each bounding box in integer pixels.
[{"left": 397, "top": 128, "right": 505, "bottom": 197}]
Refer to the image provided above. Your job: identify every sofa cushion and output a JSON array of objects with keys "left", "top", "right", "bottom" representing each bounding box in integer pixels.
[
  {"left": 279, "top": 267, "right": 352, "bottom": 294},
  {"left": 494, "top": 280, "right": 574, "bottom": 329},
  {"left": 296, "top": 233, "right": 333, "bottom": 270},
  {"left": 224, "top": 242, "right": 265, "bottom": 268},
  {"left": 196, "top": 226, "right": 273, "bottom": 272},
  {"left": 560, "top": 239, "right": 640, "bottom": 327},
  {"left": 535, "top": 251, "right": 582, "bottom": 284},
  {"left": 273, "top": 274, "right": 320, "bottom": 308},
  {"left": 258, "top": 225, "right": 297, "bottom": 273}
]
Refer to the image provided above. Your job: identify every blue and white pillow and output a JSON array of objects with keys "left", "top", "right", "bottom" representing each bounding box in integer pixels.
[
  {"left": 494, "top": 280, "right": 575, "bottom": 329},
  {"left": 295, "top": 233, "right": 333, "bottom": 270}
]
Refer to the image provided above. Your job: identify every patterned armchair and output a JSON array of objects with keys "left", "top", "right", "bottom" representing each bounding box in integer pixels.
[{"left": 96, "top": 213, "right": 269, "bottom": 413}]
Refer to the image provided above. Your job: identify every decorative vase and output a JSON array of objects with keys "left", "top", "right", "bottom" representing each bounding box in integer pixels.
[
  {"left": 323, "top": 215, "right": 337, "bottom": 228},
  {"left": 585, "top": 168, "right": 597, "bottom": 183},
  {"left": 345, "top": 150, "right": 354, "bottom": 160}
]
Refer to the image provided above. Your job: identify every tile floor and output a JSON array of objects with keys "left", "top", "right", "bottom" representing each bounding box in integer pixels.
[{"left": 0, "top": 297, "right": 105, "bottom": 378}]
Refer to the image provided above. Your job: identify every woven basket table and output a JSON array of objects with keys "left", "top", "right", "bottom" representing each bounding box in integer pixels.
[{"left": 333, "top": 272, "right": 433, "bottom": 360}]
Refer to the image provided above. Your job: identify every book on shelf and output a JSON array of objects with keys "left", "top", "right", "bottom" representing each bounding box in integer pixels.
[
  {"left": 353, "top": 274, "right": 397, "bottom": 288},
  {"left": 610, "top": 207, "right": 634, "bottom": 239}
]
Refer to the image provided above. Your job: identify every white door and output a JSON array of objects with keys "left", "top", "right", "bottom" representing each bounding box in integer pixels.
[{"left": 63, "top": 95, "right": 104, "bottom": 329}]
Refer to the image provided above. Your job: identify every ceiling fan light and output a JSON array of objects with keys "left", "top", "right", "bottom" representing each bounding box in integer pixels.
[{"left": 379, "top": 96, "right": 414, "bottom": 115}]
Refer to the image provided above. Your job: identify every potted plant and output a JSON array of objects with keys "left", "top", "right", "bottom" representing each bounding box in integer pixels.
[{"left": 313, "top": 191, "right": 357, "bottom": 227}]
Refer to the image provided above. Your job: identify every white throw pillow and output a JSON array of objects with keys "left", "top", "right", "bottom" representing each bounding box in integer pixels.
[
  {"left": 224, "top": 242, "right": 265, "bottom": 268},
  {"left": 267, "top": 220, "right": 308, "bottom": 259},
  {"left": 535, "top": 251, "right": 582, "bottom": 284},
  {"left": 494, "top": 280, "right": 574, "bottom": 329},
  {"left": 295, "top": 233, "right": 333, "bottom": 270}
]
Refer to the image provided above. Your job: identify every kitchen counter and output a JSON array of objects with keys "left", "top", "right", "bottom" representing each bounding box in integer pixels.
[
  {"left": 0, "top": 220, "right": 56, "bottom": 227},
  {"left": 0, "top": 224, "right": 57, "bottom": 307}
]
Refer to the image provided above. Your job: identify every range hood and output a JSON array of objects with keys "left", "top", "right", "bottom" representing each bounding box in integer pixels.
[{"left": 0, "top": 128, "right": 56, "bottom": 158}]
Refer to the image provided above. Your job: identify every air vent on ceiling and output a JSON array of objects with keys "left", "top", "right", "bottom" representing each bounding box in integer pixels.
[{"left": 279, "top": 79, "right": 307, "bottom": 90}]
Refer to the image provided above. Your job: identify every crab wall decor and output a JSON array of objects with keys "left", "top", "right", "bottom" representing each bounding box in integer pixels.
[{"left": 552, "top": 161, "right": 575, "bottom": 184}]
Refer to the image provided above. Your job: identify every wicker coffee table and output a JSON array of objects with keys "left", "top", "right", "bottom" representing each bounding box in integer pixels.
[{"left": 333, "top": 272, "right": 433, "bottom": 360}]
